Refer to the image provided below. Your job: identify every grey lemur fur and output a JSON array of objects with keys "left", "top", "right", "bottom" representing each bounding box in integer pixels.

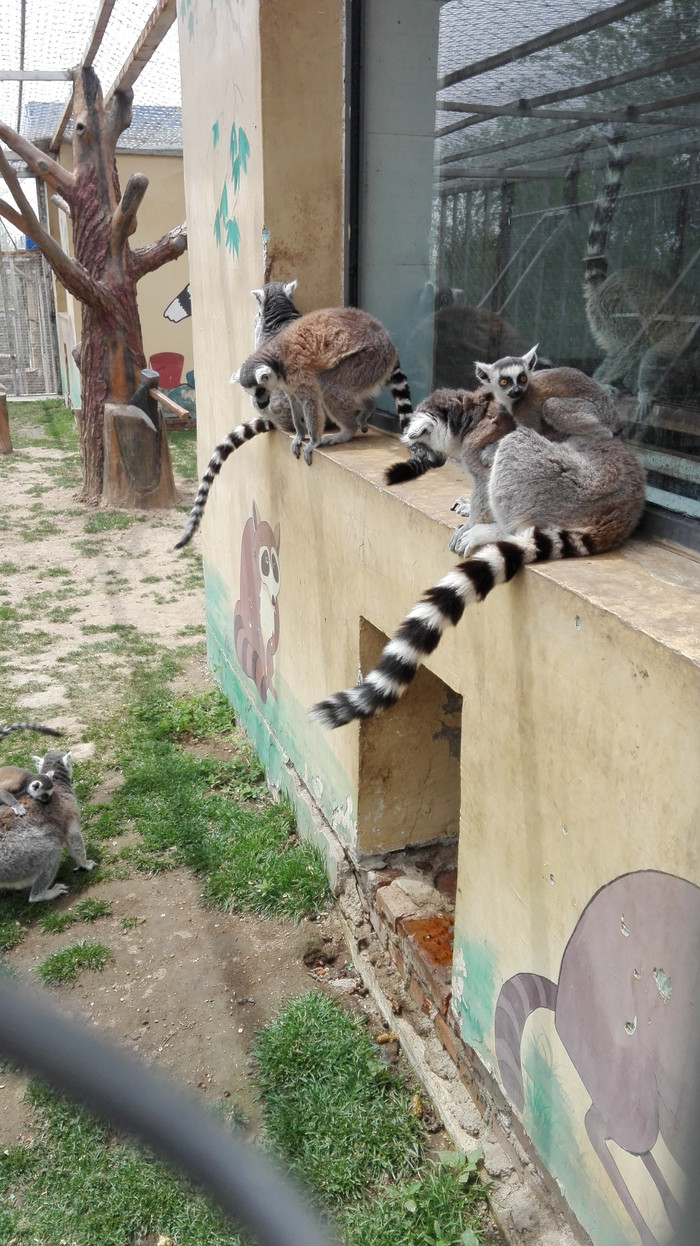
[
  {"left": 311, "top": 388, "right": 645, "bottom": 728},
  {"left": 0, "top": 749, "right": 94, "bottom": 902},
  {"left": 385, "top": 347, "right": 616, "bottom": 487},
  {"left": 0, "top": 721, "right": 63, "bottom": 741},
  {"left": 584, "top": 141, "right": 699, "bottom": 419}
]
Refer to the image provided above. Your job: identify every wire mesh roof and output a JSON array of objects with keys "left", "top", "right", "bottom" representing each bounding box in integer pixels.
[{"left": 0, "top": 0, "right": 181, "bottom": 143}]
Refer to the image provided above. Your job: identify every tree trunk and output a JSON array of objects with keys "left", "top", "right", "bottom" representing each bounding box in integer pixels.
[
  {"left": 0, "top": 65, "right": 186, "bottom": 506},
  {"left": 69, "top": 69, "right": 174, "bottom": 503},
  {"left": 0, "top": 388, "right": 12, "bottom": 454}
]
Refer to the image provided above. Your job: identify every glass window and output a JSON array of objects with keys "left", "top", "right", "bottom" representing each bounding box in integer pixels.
[{"left": 357, "top": 0, "right": 700, "bottom": 522}]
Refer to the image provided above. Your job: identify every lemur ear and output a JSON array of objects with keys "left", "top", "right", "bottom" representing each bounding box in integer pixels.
[
  {"left": 251, "top": 288, "right": 264, "bottom": 306},
  {"left": 524, "top": 344, "right": 539, "bottom": 370},
  {"left": 283, "top": 280, "right": 298, "bottom": 298},
  {"left": 32, "top": 755, "right": 42, "bottom": 770},
  {"left": 230, "top": 368, "right": 241, "bottom": 385},
  {"left": 255, "top": 365, "right": 274, "bottom": 385},
  {"left": 474, "top": 360, "right": 491, "bottom": 384}
]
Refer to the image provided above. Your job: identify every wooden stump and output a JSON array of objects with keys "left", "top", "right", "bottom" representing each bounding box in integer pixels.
[
  {"left": 102, "top": 400, "right": 177, "bottom": 508},
  {"left": 0, "top": 387, "right": 12, "bottom": 454}
]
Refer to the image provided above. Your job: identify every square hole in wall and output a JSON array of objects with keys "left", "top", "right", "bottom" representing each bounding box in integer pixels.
[{"left": 356, "top": 618, "right": 462, "bottom": 856}]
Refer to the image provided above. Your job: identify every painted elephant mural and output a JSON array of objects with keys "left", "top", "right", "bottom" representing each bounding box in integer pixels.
[{"left": 494, "top": 870, "right": 700, "bottom": 1246}]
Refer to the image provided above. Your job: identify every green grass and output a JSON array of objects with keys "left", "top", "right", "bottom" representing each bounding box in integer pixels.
[
  {"left": 168, "top": 427, "right": 199, "bottom": 480},
  {"left": 83, "top": 510, "right": 140, "bottom": 533},
  {"left": 37, "top": 939, "right": 111, "bottom": 985},
  {"left": 254, "top": 992, "right": 489, "bottom": 1245},
  {"left": 39, "top": 898, "right": 112, "bottom": 934},
  {"left": 86, "top": 682, "right": 331, "bottom": 921},
  {"left": 0, "top": 1083, "right": 241, "bottom": 1246},
  {"left": 0, "top": 998, "right": 490, "bottom": 1246}
]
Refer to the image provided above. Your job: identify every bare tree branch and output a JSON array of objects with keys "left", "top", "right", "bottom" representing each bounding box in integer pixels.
[
  {"left": 111, "top": 172, "right": 149, "bottom": 251},
  {"left": 0, "top": 122, "right": 74, "bottom": 195},
  {"left": 0, "top": 196, "right": 28, "bottom": 235},
  {"left": 104, "top": 87, "right": 134, "bottom": 150},
  {"left": 0, "top": 145, "right": 115, "bottom": 313},
  {"left": 130, "top": 222, "right": 188, "bottom": 281}
]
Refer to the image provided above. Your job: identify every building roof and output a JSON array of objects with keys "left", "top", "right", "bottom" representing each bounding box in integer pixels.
[{"left": 21, "top": 99, "right": 182, "bottom": 152}]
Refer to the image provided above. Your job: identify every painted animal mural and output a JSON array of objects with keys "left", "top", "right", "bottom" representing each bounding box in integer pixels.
[
  {"left": 233, "top": 502, "right": 280, "bottom": 704},
  {"left": 494, "top": 870, "right": 700, "bottom": 1246}
]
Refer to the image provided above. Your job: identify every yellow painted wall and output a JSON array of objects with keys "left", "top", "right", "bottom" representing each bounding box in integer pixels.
[{"left": 176, "top": 3, "right": 700, "bottom": 1244}]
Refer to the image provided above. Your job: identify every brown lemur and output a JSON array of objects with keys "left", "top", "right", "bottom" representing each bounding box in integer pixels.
[
  {"left": 175, "top": 285, "right": 413, "bottom": 549},
  {"left": 311, "top": 386, "right": 645, "bottom": 728}
]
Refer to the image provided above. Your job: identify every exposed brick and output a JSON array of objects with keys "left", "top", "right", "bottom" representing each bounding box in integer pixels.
[
  {"left": 408, "top": 973, "right": 431, "bottom": 1015},
  {"left": 361, "top": 867, "right": 403, "bottom": 901},
  {"left": 434, "top": 1011, "right": 459, "bottom": 1064},
  {"left": 400, "top": 914, "right": 453, "bottom": 1013},
  {"left": 376, "top": 879, "right": 420, "bottom": 930}
]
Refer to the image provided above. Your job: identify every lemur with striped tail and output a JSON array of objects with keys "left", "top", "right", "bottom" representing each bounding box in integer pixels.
[
  {"left": 176, "top": 281, "right": 301, "bottom": 549},
  {"left": 584, "top": 140, "right": 699, "bottom": 419},
  {"left": 0, "top": 749, "right": 94, "bottom": 902},
  {"left": 384, "top": 346, "right": 616, "bottom": 487},
  {"left": 175, "top": 287, "right": 412, "bottom": 548},
  {"left": 311, "top": 388, "right": 644, "bottom": 729}
]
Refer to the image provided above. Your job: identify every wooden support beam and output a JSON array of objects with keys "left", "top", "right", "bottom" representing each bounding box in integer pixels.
[
  {"left": 0, "top": 70, "right": 73, "bottom": 81},
  {"left": 49, "top": 0, "right": 118, "bottom": 151},
  {"left": 0, "top": 388, "right": 12, "bottom": 455},
  {"left": 104, "top": 0, "right": 177, "bottom": 107}
]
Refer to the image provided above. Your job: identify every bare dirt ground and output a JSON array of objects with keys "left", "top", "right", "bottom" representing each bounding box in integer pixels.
[{"left": 0, "top": 424, "right": 350, "bottom": 1148}]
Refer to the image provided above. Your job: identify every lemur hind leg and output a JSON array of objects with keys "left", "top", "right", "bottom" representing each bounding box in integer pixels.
[{"left": 541, "top": 396, "right": 614, "bottom": 439}]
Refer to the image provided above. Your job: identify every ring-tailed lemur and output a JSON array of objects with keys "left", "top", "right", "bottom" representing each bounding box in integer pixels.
[
  {"left": 0, "top": 749, "right": 94, "bottom": 902},
  {"left": 175, "top": 286, "right": 410, "bottom": 549},
  {"left": 584, "top": 141, "right": 700, "bottom": 419},
  {"left": 176, "top": 282, "right": 302, "bottom": 549},
  {"left": 310, "top": 388, "right": 645, "bottom": 729},
  {"left": 0, "top": 766, "right": 53, "bottom": 817},
  {"left": 385, "top": 349, "right": 616, "bottom": 486},
  {"left": 0, "top": 721, "right": 63, "bottom": 741},
  {"left": 231, "top": 305, "right": 412, "bottom": 461}
]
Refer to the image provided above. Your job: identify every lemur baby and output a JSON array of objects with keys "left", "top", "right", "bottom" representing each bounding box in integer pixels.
[
  {"left": 0, "top": 749, "right": 94, "bottom": 902},
  {"left": 311, "top": 387, "right": 645, "bottom": 728},
  {"left": 384, "top": 347, "right": 616, "bottom": 486},
  {"left": 0, "top": 767, "right": 53, "bottom": 817},
  {"left": 0, "top": 722, "right": 62, "bottom": 817}
]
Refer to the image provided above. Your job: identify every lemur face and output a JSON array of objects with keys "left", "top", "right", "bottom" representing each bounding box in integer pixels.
[
  {"left": 231, "top": 362, "right": 281, "bottom": 411},
  {"left": 26, "top": 776, "right": 53, "bottom": 803}
]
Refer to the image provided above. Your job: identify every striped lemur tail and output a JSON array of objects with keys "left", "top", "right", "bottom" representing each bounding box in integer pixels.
[
  {"left": 310, "top": 526, "right": 592, "bottom": 728},
  {"left": 175, "top": 416, "right": 275, "bottom": 549},
  {"left": 387, "top": 365, "right": 413, "bottom": 430},
  {"left": 0, "top": 722, "right": 63, "bottom": 740},
  {"left": 384, "top": 444, "right": 447, "bottom": 485},
  {"left": 584, "top": 140, "right": 628, "bottom": 300},
  {"left": 494, "top": 972, "right": 558, "bottom": 1113}
]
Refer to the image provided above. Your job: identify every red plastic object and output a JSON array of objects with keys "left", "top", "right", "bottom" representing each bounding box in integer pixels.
[{"left": 149, "top": 351, "right": 184, "bottom": 388}]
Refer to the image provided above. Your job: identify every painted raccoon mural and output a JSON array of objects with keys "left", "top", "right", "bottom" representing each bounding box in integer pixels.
[
  {"left": 494, "top": 870, "right": 700, "bottom": 1246},
  {"left": 233, "top": 502, "right": 280, "bottom": 704}
]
